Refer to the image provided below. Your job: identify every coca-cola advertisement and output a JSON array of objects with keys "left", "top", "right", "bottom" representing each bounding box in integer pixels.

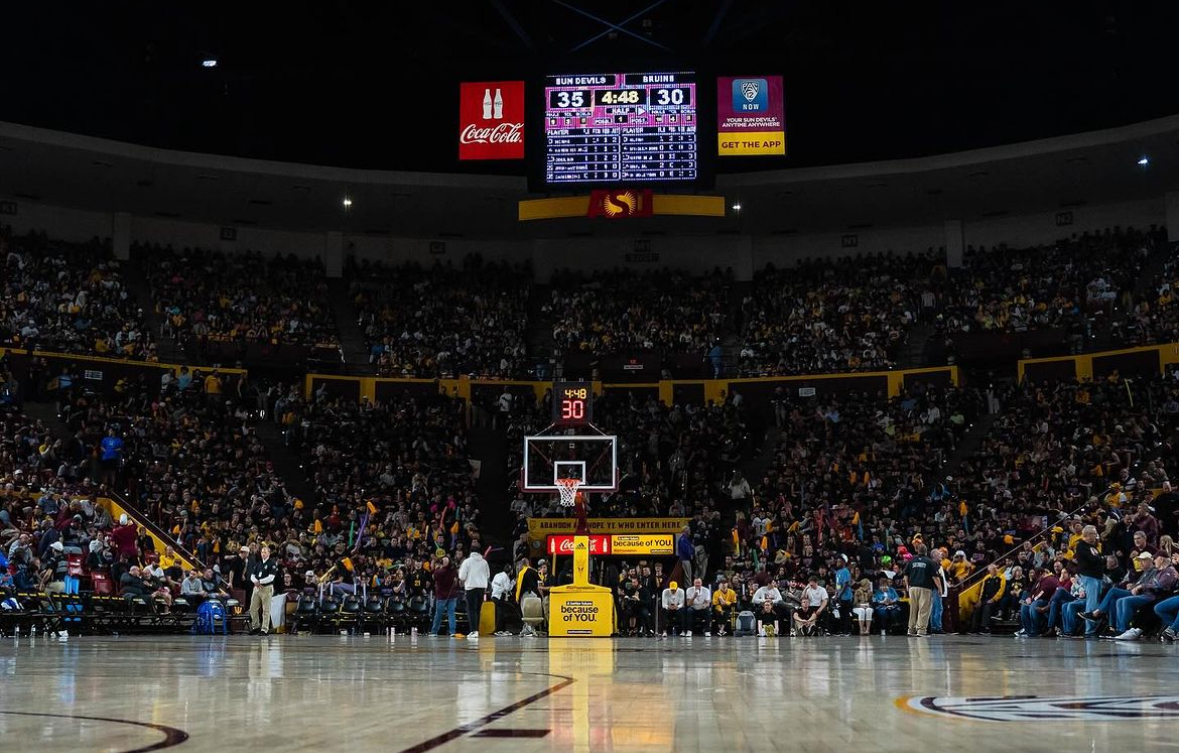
[
  {"left": 547, "top": 535, "right": 610, "bottom": 556},
  {"left": 459, "top": 81, "right": 525, "bottom": 160}
]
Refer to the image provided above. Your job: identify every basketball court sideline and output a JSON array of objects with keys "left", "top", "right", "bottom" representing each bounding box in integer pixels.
[{"left": 1, "top": 635, "right": 1177, "bottom": 752}]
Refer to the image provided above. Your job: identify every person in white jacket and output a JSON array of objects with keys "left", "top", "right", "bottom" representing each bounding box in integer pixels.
[
  {"left": 458, "top": 550, "right": 491, "bottom": 638},
  {"left": 490, "top": 562, "right": 516, "bottom": 636}
]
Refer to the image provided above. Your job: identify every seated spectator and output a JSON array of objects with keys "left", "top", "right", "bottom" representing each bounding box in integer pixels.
[
  {"left": 661, "top": 580, "right": 686, "bottom": 637},
  {"left": 851, "top": 578, "right": 875, "bottom": 635},
  {"left": 119, "top": 566, "right": 149, "bottom": 598},
  {"left": 872, "top": 577, "right": 902, "bottom": 634},
  {"left": 970, "top": 564, "right": 1007, "bottom": 634},
  {"left": 684, "top": 577, "right": 711, "bottom": 636},
  {"left": 793, "top": 576, "right": 829, "bottom": 636},
  {"left": 711, "top": 578, "right": 738, "bottom": 636},
  {"left": 1111, "top": 553, "right": 1178, "bottom": 641}
]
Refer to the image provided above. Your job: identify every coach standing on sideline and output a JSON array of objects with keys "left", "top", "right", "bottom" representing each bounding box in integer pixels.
[
  {"left": 248, "top": 545, "right": 278, "bottom": 635},
  {"left": 903, "top": 544, "right": 941, "bottom": 637},
  {"left": 459, "top": 549, "right": 490, "bottom": 638}
]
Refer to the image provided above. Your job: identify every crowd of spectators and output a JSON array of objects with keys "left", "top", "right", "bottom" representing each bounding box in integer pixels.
[
  {"left": 139, "top": 243, "right": 339, "bottom": 353},
  {"left": 350, "top": 256, "right": 531, "bottom": 379},
  {"left": 936, "top": 229, "right": 1158, "bottom": 341},
  {"left": 1, "top": 230, "right": 154, "bottom": 360},
  {"left": 740, "top": 252, "right": 938, "bottom": 376},
  {"left": 279, "top": 388, "right": 486, "bottom": 602},
  {"left": 1120, "top": 240, "right": 1179, "bottom": 347},
  {"left": 546, "top": 268, "right": 733, "bottom": 357}
]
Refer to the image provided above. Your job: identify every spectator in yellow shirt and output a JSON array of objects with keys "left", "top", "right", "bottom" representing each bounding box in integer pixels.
[
  {"left": 712, "top": 578, "right": 738, "bottom": 635},
  {"left": 158, "top": 545, "right": 182, "bottom": 581},
  {"left": 948, "top": 550, "right": 974, "bottom": 583}
]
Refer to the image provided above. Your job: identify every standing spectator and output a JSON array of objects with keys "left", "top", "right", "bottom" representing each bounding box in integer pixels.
[
  {"left": 833, "top": 555, "right": 854, "bottom": 635},
  {"left": 490, "top": 561, "right": 515, "bottom": 636},
  {"left": 430, "top": 556, "right": 460, "bottom": 637},
  {"left": 458, "top": 548, "right": 490, "bottom": 638},
  {"left": 677, "top": 526, "right": 695, "bottom": 583},
  {"left": 97, "top": 429, "right": 123, "bottom": 487},
  {"left": 247, "top": 545, "right": 277, "bottom": 636},
  {"left": 110, "top": 514, "right": 137, "bottom": 562},
  {"left": 728, "top": 470, "right": 752, "bottom": 503},
  {"left": 1073, "top": 525, "right": 1106, "bottom": 638},
  {"left": 903, "top": 543, "right": 941, "bottom": 638}
]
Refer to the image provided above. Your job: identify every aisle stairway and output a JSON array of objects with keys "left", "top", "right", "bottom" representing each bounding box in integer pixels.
[
  {"left": 122, "top": 252, "right": 184, "bottom": 364},
  {"left": 326, "top": 278, "right": 374, "bottom": 375},
  {"left": 254, "top": 421, "right": 316, "bottom": 504},
  {"left": 896, "top": 322, "right": 935, "bottom": 369},
  {"left": 525, "top": 284, "right": 555, "bottom": 377},
  {"left": 19, "top": 400, "right": 72, "bottom": 443},
  {"left": 469, "top": 425, "right": 513, "bottom": 548},
  {"left": 937, "top": 412, "right": 996, "bottom": 480},
  {"left": 21, "top": 400, "right": 204, "bottom": 569}
]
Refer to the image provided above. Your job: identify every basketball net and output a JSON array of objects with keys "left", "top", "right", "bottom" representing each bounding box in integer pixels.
[{"left": 556, "top": 478, "right": 582, "bottom": 508}]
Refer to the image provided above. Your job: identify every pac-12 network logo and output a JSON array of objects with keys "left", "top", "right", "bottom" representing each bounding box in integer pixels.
[
  {"left": 732, "top": 78, "right": 768, "bottom": 112},
  {"left": 899, "top": 695, "right": 1179, "bottom": 722}
]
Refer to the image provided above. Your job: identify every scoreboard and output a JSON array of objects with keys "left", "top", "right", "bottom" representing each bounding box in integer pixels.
[{"left": 543, "top": 72, "right": 698, "bottom": 185}]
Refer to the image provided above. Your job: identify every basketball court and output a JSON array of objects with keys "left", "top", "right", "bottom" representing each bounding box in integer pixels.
[{"left": 1, "top": 635, "right": 1176, "bottom": 752}]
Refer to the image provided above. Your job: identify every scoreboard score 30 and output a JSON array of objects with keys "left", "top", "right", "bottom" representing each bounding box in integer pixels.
[{"left": 543, "top": 72, "right": 698, "bottom": 185}]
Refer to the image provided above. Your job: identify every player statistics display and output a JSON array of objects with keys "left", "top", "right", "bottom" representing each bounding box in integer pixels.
[{"left": 544, "top": 72, "right": 698, "bottom": 184}]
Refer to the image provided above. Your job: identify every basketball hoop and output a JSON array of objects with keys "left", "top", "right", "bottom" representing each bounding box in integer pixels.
[{"left": 555, "top": 478, "right": 582, "bottom": 508}]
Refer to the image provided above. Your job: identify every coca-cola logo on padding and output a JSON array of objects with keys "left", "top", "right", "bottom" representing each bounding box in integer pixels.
[
  {"left": 459, "top": 81, "right": 525, "bottom": 160},
  {"left": 459, "top": 122, "right": 523, "bottom": 145}
]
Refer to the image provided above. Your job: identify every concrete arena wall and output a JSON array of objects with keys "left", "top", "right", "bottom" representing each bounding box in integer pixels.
[{"left": 0, "top": 194, "right": 1166, "bottom": 281}]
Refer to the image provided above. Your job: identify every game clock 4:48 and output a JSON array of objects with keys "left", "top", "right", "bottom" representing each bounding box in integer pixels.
[{"left": 552, "top": 381, "right": 593, "bottom": 426}]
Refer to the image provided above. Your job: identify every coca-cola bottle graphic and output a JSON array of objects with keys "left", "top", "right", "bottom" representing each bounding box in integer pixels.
[
  {"left": 493, "top": 88, "right": 503, "bottom": 119},
  {"left": 482, "top": 88, "right": 493, "bottom": 120}
]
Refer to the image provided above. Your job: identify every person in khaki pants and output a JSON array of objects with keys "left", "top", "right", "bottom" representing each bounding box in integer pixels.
[
  {"left": 248, "top": 545, "right": 278, "bottom": 636},
  {"left": 903, "top": 544, "right": 942, "bottom": 638}
]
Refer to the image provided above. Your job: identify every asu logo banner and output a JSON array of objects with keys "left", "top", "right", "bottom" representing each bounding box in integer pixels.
[
  {"left": 586, "top": 189, "right": 654, "bottom": 219},
  {"left": 716, "top": 75, "right": 786, "bottom": 156}
]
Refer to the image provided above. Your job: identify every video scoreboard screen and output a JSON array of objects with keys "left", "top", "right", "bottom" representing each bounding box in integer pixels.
[{"left": 543, "top": 72, "right": 698, "bottom": 185}]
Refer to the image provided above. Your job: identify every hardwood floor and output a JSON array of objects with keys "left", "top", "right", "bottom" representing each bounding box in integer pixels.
[{"left": 1, "top": 634, "right": 1176, "bottom": 752}]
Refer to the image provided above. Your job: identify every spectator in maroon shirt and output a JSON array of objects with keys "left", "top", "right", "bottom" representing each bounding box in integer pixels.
[
  {"left": 1133, "top": 502, "right": 1161, "bottom": 549},
  {"left": 1016, "top": 567, "right": 1060, "bottom": 637},
  {"left": 430, "top": 556, "right": 460, "bottom": 636},
  {"left": 110, "top": 514, "right": 138, "bottom": 562}
]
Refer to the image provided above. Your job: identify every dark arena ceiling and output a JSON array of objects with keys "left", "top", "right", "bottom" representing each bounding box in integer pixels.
[{"left": 2, "top": 1, "right": 1177, "bottom": 176}]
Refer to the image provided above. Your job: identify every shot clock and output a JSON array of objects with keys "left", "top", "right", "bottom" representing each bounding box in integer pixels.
[{"left": 552, "top": 381, "right": 594, "bottom": 426}]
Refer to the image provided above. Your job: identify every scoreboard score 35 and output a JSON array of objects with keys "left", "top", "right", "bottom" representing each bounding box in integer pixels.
[
  {"left": 552, "top": 381, "right": 594, "bottom": 426},
  {"left": 543, "top": 72, "right": 698, "bottom": 185}
]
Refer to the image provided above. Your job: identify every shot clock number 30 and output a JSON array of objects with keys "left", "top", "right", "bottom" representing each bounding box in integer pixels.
[{"left": 552, "top": 381, "right": 594, "bottom": 426}]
